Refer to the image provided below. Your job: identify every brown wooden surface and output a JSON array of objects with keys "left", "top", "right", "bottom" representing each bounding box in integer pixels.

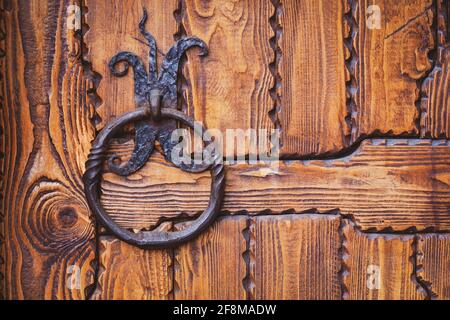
[
  {"left": 181, "top": 0, "right": 274, "bottom": 157},
  {"left": 84, "top": 0, "right": 178, "bottom": 130},
  {"left": 253, "top": 214, "right": 341, "bottom": 300},
  {"left": 174, "top": 216, "right": 247, "bottom": 300},
  {"left": 92, "top": 235, "right": 173, "bottom": 300},
  {"left": 82, "top": 0, "right": 444, "bottom": 156},
  {"left": 351, "top": 0, "right": 435, "bottom": 140},
  {"left": 0, "top": 0, "right": 5, "bottom": 300},
  {"left": 2, "top": 0, "right": 450, "bottom": 301},
  {"left": 421, "top": 0, "right": 450, "bottom": 138},
  {"left": 101, "top": 139, "right": 450, "bottom": 232},
  {"left": 342, "top": 220, "right": 425, "bottom": 300},
  {"left": 84, "top": 214, "right": 450, "bottom": 300},
  {"left": 96, "top": 214, "right": 342, "bottom": 300},
  {"left": 279, "top": 0, "right": 349, "bottom": 155},
  {"left": 417, "top": 234, "right": 450, "bottom": 299},
  {"left": 1, "top": 0, "right": 96, "bottom": 299}
]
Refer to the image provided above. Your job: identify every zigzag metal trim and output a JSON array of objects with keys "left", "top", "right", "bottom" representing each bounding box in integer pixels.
[
  {"left": 343, "top": 0, "right": 359, "bottom": 143},
  {"left": 268, "top": 0, "right": 282, "bottom": 146},
  {"left": 242, "top": 217, "right": 256, "bottom": 300}
]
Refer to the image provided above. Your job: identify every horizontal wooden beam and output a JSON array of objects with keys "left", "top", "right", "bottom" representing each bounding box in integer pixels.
[{"left": 100, "top": 139, "right": 450, "bottom": 232}]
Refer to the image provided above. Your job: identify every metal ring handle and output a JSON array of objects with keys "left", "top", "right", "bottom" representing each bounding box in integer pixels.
[{"left": 83, "top": 108, "right": 225, "bottom": 248}]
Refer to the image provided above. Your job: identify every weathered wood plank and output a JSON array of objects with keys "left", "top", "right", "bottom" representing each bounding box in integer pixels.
[
  {"left": 181, "top": 0, "right": 274, "bottom": 157},
  {"left": 174, "top": 216, "right": 247, "bottom": 300},
  {"left": 0, "top": 0, "right": 6, "bottom": 300},
  {"left": 92, "top": 235, "right": 173, "bottom": 300},
  {"left": 252, "top": 214, "right": 341, "bottom": 300},
  {"left": 351, "top": 0, "right": 434, "bottom": 140},
  {"left": 342, "top": 220, "right": 425, "bottom": 300},
  {"left": 421, "top": 0, "right": 450, "bottom": 138},
  {"left": 84, "top": 0, "right": 178, "bottom": 130},
  {"left": 1, "top": 0, "right": 96, "bottom": 299},
  {"left": 279, "top": 0, "right": 349, "bottom": 155},
  {"left": 101, "top": 139, "right": 450, "bottom": 232},
  {"left": 417, "top": 234, "right": 450, "bottom": 299}
]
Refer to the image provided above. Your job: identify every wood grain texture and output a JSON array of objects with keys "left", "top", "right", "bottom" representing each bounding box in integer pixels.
[
  {"left": 174, "top": 216, "right": 247, "bottom": 300},
  {"left": 351, "top": 0, "right": 435, "bottom": 140},
  {"left": 0, "top": 0, "right": 6, "bottom": 300},
  {"left": 421, "top": 0, "right": 450, "bottom": 138},
  {"left": 252, "top": 214, "right": 341, "bottom": 300},
  {"left": 279, "top": 0, "right": 349, "bottom": 155},
  {"left": 417, "top": 234, "right": 450, "bottom": 299},
  {"left": 181, "top": 0, "right": 274, "bottom": 157},
  {"left": 92, "top": 235, "right": 173, "bottom": 300},
  {"left": 1, "top": 0, "right": 96, "bottom": 299},
  {"left": 101, "top": 139, "right": 450, "bottom": 232},
  {"left": 84, "top": 0, "right": 178, "bottom": 130},
  {"left": 342, "top": 220, "right": 425, "bottom": 300}
]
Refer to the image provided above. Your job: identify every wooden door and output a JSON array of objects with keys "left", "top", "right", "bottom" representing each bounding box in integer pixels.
[{"left": 1, "top": 0, "right": 449, "bottom": 300}]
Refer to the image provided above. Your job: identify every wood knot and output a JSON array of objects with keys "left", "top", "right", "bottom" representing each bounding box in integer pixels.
[{"left": 57, "top": 207, "right": 79, "bottom": 229}]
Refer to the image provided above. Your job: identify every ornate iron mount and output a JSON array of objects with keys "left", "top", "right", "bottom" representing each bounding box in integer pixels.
[
  {"left": 83, "top": 9, "right": 225, "bottom": 248},
  {"left": 108, "top": 8, "right": 209, "bottom": 174}
]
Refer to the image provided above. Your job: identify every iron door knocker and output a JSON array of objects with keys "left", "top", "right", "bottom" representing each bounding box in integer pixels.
[{"left": 83, "top": 9, "right": 225, "bottom": 248}]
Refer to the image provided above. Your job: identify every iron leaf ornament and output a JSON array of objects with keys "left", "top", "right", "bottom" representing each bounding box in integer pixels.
[{"left": 107, "top": 8, "right": 209, "bottom": 175}]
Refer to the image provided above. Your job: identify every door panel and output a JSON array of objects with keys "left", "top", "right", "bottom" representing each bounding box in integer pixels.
[
  {"left": 252, "top": 214, "right": 341, "bottom": 300},
  {"left": 174, "top": 216, "right": 248, "bottom": 300},
  {"left": 416, "top": 234, "right": 450, "bottom": 299},
  {"left": 351, "top": 0, "right": 435, "bottom": 140},
  {"left": 1, "top": 0, "right": 450, "bottom": 300},
  {"left": 342, "top": 220, "right": 425, "bottom": 300},
  {"left": 279, "top": 0, "right": 349, "bottom": 155},
  {"left": 0, "top": 0, "right": 96, "bottom": 299},
  {"left": 421, "top": 0, "right": 450, "bottom": 137},
  {"left": 182, "top": 0, "right": 275, "bottom": 158},
  {"left": 92, "top": 235, "right": 173, "bottom": 300}
]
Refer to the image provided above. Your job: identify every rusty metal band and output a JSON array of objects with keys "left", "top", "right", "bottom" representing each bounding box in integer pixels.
[{"left": 83, "top": 108, "right": 225, "bottom": 248}]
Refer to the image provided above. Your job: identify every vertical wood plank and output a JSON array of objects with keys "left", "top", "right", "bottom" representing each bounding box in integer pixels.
[
  {"left": 352, "top": 0, "right": 435, "bottom": 140},
  {"left": 84, "top": 0, "right": 178, "bottom": 129},
  {"left": 0, "top": 0, "right": 6, "bottom": 300},
  {"left": 417, "top": 234, "right": 450, "bottom": 299},
  {"left": 253, "top": 214, "right": 342, "bottom": 300},
  {"left": 279, "top": 0, "right": 349, "bottom": 155},
  {"left": 342, "top": 220, "right": 425, "bottom": 300},
  {"left": 181, "top": 0, "right": 274, "bottom": 157},
  {"left": 421, "top": 0, "right": 450, "bottom": 138},
  {"left": 1, "top": 0, "right": 96, "bottom": 299},
  {"left": 174, "top": 216, "right": 247, "bottom": 300},
  {"left": 92, "top": 236, "right": 173, "bottom": 300}
]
